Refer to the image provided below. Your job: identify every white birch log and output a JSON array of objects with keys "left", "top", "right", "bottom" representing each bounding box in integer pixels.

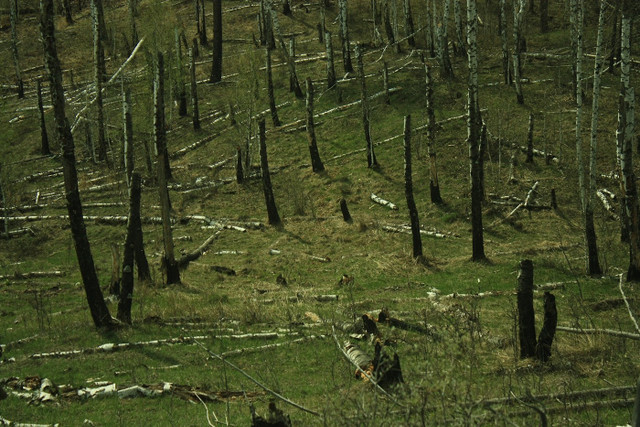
[
  {"left": 557, "top": 326, "right": 640, "bottom": 341},
  {"left": 370, "top": 193, "right": 398, "bottom": 210}
]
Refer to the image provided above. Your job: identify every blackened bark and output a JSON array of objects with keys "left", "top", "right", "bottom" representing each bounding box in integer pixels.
[
  {"left": 551, "top": 188, "right": 557, "bottom": 210},
  {"left": 425, "top": 63, "right": 442, "bottom": 204},
  {"left": 37, "top": 80, "right": 51, "bottom": 156},
  {"left": 517, "top": 259, "right": 536, "bottom": 358},
  {"left": 210, "top": 0, "right": 223, "bottom": 83},
  {"left": 189, "top": 45, "right": 200, "bottom": 131},
  {"left": 535, "top": 292, "right": 557, "bottom": 362},
  {"left": 10, "top": 0, "right": 24, "bottom": 99},
  {"left": 305, "top": 78, "right": 325, "bottom": 173},
  {"left": 236, "top": 147, "right": 244, "bottom": 183},
  {"left": 40, "top": 0, "right": 112, "bottom": 327},
  {"left": 540, "top": 0, "right": 548, "bottom": 33},
  {"left": 117, "top": 172, "right": 140, "bottom": 324},
  {"left": 585, "top": 209, "right": 601, "bottom": 275},
  {"left": 283, "top": 0, "right": 291, "bottom": 15},
  {"left": 325, "top": 31, "right": 337, "bottom": 89},
  {"left": 128, "top": 0, "right": 137, "bottom": 47},
  {"left": 356, "top": 45, "right": 377, "bottom": 168},
  {"left": 122, "top": 85, "right": 134, "bottom": 188},
  {"left": 259, "top": 118, "right": 281, "bottom": 226},
  {"left": 338, "top": 0, "right": 353, "bottom": 73},
  {"left": 266, "top": 47, "right": 281, "bottom": 127},
  {"left": 340, "top": 198, "right": 353, "bottom": 223},
  {"left": 154, "top": 53, "right": 180, "bottom": 285},
  {"left": 383, "top": 1, "right": 396, "bottom": 46},
  {"left": 92, "top": 0, "right": 108, "bottom": 162},
  {"left": 62, "top": 0, "right": 73, "bottom": 24},
  {"left": 174, "top": 29, "right": 188, "bottom": 117},
  {"left": 404, "top": 115, "right": 423, "bottom": 259},
  {"left": 403, "top": 0, "right": 415, "bottom": 47},
  {"left": 195, "top": 0, "right": 200, "bottom": 38},
  {"left": 200, "top": 0, "right": 208, "bottom": 46},
  {"left": 383, "top": 61, "right": 390, "bottom": 105},
  {"left": 109, "top": 244, "right": 120, "bottom": 295},
  {"left": 526, "top": 113, "right": 534, "bottom": 163}
]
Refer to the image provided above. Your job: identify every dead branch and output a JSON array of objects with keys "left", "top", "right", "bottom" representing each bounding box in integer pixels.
[
  {"left": 619, "top": 274, "right": 640, "bottom": 334},
  {"left": 556, "top": 326, "right": 640, "bottom": 341},
  {"left": 219, "top": 334, "right": 326, "bottom": 358},
  {"left": 370, "top": 193, "right": 398, "bottom": 210},
  {"left": 597, "top": 189, "right": 619, "bottom": 219},
  {"left": 0, "top": 270, "right": 64, "bottom": 280},
  {"left": 177, "top": 230, "right": 222, "bottom": 269}
]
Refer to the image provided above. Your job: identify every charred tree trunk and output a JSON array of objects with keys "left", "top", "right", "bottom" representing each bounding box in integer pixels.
[
  {"left": 128, "top": 0, "right": 137, "bottom": 47},
  {"left": 37, "top": 80, "right": 51, "bottom": 156},
  {"left": 438, "top": 0, "right": 454, "bottom": 79},
  {"left": 356, "top": 45, "right": 377, "bottom": 168},
  {"left": 517, "top": 259, "right": 536, "bottom": 358},
  {"left": 210, "top": 0, "right": 223, "bottom": 83},
  {"left": 305, "top": 78, "right": 325, "bottom": 173},
  {"left": 117, "top": 173, "right": 141, "bottom": 324},
  {"left": 109, "top": 244, "right": 121, "bottom": 295},
  {"left": 499, "top": 0, "right": 511, "bottom": 85},
  {"left": 425, "top": 63, "right": 442, "bottom": 204},
  {"left": 540, "top": 0, "right": 548, "bottom": 32},
  {"left": 608, "top": 3, "right": 620, "bottom": 73},
  {"left": 236, "top": 147, "right": 244, "bottom": 183},
  {"left": 154, "top": 53, "right": 180, "bottom": 285},
  {"left": 10, "top": 0, "right": 24, "bottom": 98},
  {"left": 259, "top": 118, "right": 281, "bottom": 226},
  {"left": 403, "top": 0, "right": 415, "bottom": 47},
  {"left": 325, "top": 31, "right": 337, "bottom": 89},
  {"left": 200, "top": 0, "right": 208, "bottom": 46},
  {"left": 512, "top": 0, "right": 525, "bottom": 104},
  {"left": 340, "top": 198, "right": 353, "bottom": 223},
  {"left": 526, "top": 113, "right": 534, "bottom": 163},
  {"left": 62, "top": 0, "right": 73, "bottom": 24},
  {"left": 265, "top": 46, "right": 281, "bottom": 127},
  {"left": 404, "top": 115, "right": 423, "bottom": 260},
  {"left": 383, "top": 0, "right": 396, "bottom": 46},
  {"left": 383, "top": 61, "right": 390, "bottom": 105},
  {"left": 453, "top": 0, "right": 465, "bottom": 57},
  {"left": 467, "top": 0, "right": 485, "bottom": 262},
  {"left": 535, "top": 292, "right": 557, "bottom": 362},
  {"left": 338, "top": 0, "right": 353, "bottom": 73},
  {"left": 175, "top": 29, "right": 188, "bottom": 117},
  {"left": 195, "top": 0, "right": 200, "bottom": 40},
  {"left": 189, "top": 46, "right": 200, "bottom": 131},
  {"left": 40, "top": 0, "right": 112, "bottom": 327},
  {"left": 271, "top": 8, "right": 302, "bottom": 100},
  {"left": 122, "top": 85, "right": 134, "bottom": 188},
  {"left": 283, "top": 0, "right": 291, "bottom": 15},
  {"left": 92, "top": 0, "right": 108, "bottom": 162}
]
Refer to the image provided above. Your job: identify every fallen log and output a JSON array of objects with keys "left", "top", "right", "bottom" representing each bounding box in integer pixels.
[
  {"left": 597, "top": 189, "right": 619, "bottom": 219},
  {"left": 380, "top": 224, "right": 456, "bottom": 238},
  {"left": 556, "top": 326, "right": 640, "bottom": 341},
  {"left": 0, "top": 228, "right": 35, "bottom": 239},
  {"left": 177, "top": 230, "right": 222, "bottom": 269},
  {"left": 371, "top": 193, "right": 398, "bottom": 210},
  {"left": 0, "top": 270, "right": 64, "bottom": 280}
]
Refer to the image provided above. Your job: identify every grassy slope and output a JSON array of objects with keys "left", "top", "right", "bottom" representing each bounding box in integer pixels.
[{"left": 0, "top": 0, "right": 639, "bottom": 425}]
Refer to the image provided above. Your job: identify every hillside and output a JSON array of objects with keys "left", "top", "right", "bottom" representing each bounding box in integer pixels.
[{"left": 1, "top": 0, "right": 639, "bottom": 425}]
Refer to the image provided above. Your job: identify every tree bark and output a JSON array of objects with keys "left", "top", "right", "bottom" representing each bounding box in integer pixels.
[
  {"left": 128, "top": 0, "right": 137, "bottom": 48},
  {"left": 200, "top": 0, "right": 208, "bottom": 46},
  {"left": 122, "top": 84, "right": 134, "bottom": 188},
  {"left": 37, "top": 80, "right": 51, "bottom": 156},
  {"left": 62, "top": 0, "right": 73, "bottom": 24},
  {"left": 325, "top": 31, "right": 337, "bottom": 89},
  {"left": 40, "top": 0, "right": 112, "bottom": 327},
  {"left": 259, "top": 118, "right": 282, "bottom": 226},
  {"left": 356, "top": 45, "right": 377, "bottom": 169},
  {"left": 383, "top": 61, "right": 390, "bottom": 105},
  {"left": 305, "top": 78, "right": 325, "bottom": 173},
  {"left": 210, "top": 0, "right": 222, "bottom": 83},
  {"left": 92, "top": 0, "right": 108, "bottom": 162},
  {"left": 154, "top": 53, "right": 180, "bottom": 285},
  {"left": 438, "top": 0, "right": 454, "bottom": 79},
  {"left": 540, "top": 0, "right": 548, "bottom": 33},
  {"left": 526, "top": 113, "right": 534, "bottom": 163},
  {"left": 500, "top": 0, "right": 511, "bottom": 85},
  {"left": 10, "top": 0, "right": 24, "bottom": 98},
  {"left": 174, "top": 29, "right": 188, "bottom": 117},
  {"left": 517, "top": 259, "right": 536, "bottom": 358},
  {"left": 236, "top": 147, "right": 244, "bottom": 183},
  {"left": 453, "top": 0, "right": 465, "bottom": 57},
  {"left": 425, "top": 63, "right": 442, "bottom": 204},
  {"left": 403, "top": 0, "right": 415, "bottom": 47},
  {"left": 512, "top": 0, "right": 525, "bottom": 104},
  {"left": 467, "top": 0, "right": 485, "bottom": 261},
  {"left": 383, "top": 0, "right": 396, "bottom": 46},
  {"left": 340, "top": 198, "right": 353, "bottom": 223},
  {"left": 109, "top": 244, "right": 121, "bottom": 295},
  {"left": 404, "top": 115, "right": 423, "bottom": 260},
  {"left": 338, "top": 0, "right": 353, "bottom": 73},
  {"left": 117, "top": 173, "right": 140, "bottom": 324},
  {"left": 265, "top": 46, "right": 281, "bottom": 127},
  {"left": 535, "top": 291, "right": 557, "bottom": 362},
  {"left": 189, "top": 45, "right": 200, "bottom": 131}
]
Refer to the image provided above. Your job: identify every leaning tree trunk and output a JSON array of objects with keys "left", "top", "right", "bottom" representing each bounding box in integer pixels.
[
  {"left": 210, "top": 0, "right": 223, "bottom": 83},
  {"left": 265, "top": 46, "right": 281, "bottom": 127},
  {"left": 37, "top": 80, "right": 51, "bottom": 156},
  {"left": 356, "top": 45, "right": 377, "bottom": 168},
  {"left": 10, "top": 0, "right": 24, "bottom": 99},
  {"left": 404, "top": 115, "right": 423, "bottom": 260},
  {"left": 438, "top": 0, "right": 454, "bottom": 79},
  {"left": 190, "top": 45, "right": 200, "bottom": 131},
  {"left": 499, "top": 0, "right": 511, "bottom": 85},
  {"left": 40, "top": 0, "right": 112, "bottom": 327},
  {"left": 325, "top": 31, "right": 337, "bottom": 89},
  {"left": 585, "top": 0, "right": 606, "bottom": 276},
  {"left": 154, "top": 53, "right": 180, "bottom": 285},
  {"left": 517, "top": 259, "right": 536, "bottom": 358},
  {"left": 92, "top": 0, "right": 108, "bottom": 162},
  {"left": 122, "top": 85, "right": 134, "bottom": 188},
  {"left": 425, "top": 63, "right": 442, "bottom": 204},
  {"left": 512, "top": 0, "right": 525, "bottom": 104},
  {"left": 259, "top": 118, "right": 282, "bottom": 226},
  {"left": 617, "top": 5, "right": 640, "bottom": 281},
  {"left": 305, "top": 78, "right": 325, "bottom": 173},
  {"left": 467, "top": 0, "right": 486, "bottom": 262},
  {"left": 338, "top": 0, "right": 353, "bottom": 73},
  {"left": 117, "top": 172, "right": 141, "bottom": 324}
]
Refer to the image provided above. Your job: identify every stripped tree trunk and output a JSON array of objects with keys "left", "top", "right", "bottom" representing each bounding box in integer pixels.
[
  {"left": 122, "top": 84, "right": 134, "bottom": 188},
  {"left": 305, "top": 78, "right": 325, "bottom": 173},
  {"left": 512, "top": 0, "right": 525, "bottom": 104},
  {"left": 540, "top": 0, "right": 548, "bottom": 32},
  {"left": 585, "top": 0, "right": 606, "bottom": 276},
  {"left": 319, "top": 0, "right": 326, "bottom": 42},
  {"left": 10, "top": 0, "right": 24, "bottom": 98},
  {"left": 154, "top": 53, "right": 180, "bottom": 285},
  {"left": 403, "top": 0, "right": 415, "bottom": 47},
  {"left": 92, "top": 0, "right": 108, "bottom": 162},
  {"left": 128, "top": 0, "right": 137, "bottom": 48},
  {"left": 517, "top": 259, "right": 536, "bottom": 358},
  {"left": 325, "top": 31, "right": 337, "bottom": 89},
  {"left": 404, "top": 115, "right": 423, "bottom": 259},
  {"left": 210, "top": 0, "right": 222, "bottom": 83},
  {"left": 40, "top": 0, "right": 112, "bottom": 327},
  {"left": 259, "top": 118, "right": 281, "bottom": 226},
  {"left": 617, "top": 5, "right": 640, "bottom": 281},
  {"left": 265, "top": 46, "right": 281, "bottom": 127},
  {"left": 438, "top": 0, "right": 454, "bottom": 79},
  {"left": 467, "top": 0, "right": 485, "bottom": 261},
  {"left": 535, "top": 291, "right": 557, "bottom": 362},
  {"left": 526, "top": 113, "right": 534, "bottom": 163},
  {"left": 453, "top": 0, "right": 465, "bottom": 57},
  {"left": 117, "top": 173, "right": 140, "bottom": 324},
  {"left": 174, "top": 29, "right": 187, "bottom": 117},
  {"left": 338, "top": 0, "right": 353, "bottom": 73},
  {"left": 425, "top": 63, "right": 442, "bottom": 204},
  {"left": 200, "top": 0, "right": 208, "bottom": 46},
  {"left": 190, "top": 46, "right": 200, "bottom": 131},
  {"left": 500, "top": 0, "right": 511, "bottom": 84},
  {"left": 356, "top": 45, "right": 377, "bottom": 168},
  {"left": 37, "top": 80, "right": 51, "bottom": 156}
]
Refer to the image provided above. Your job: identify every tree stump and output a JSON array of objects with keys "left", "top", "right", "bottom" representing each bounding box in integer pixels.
[
  {"left": 535, "top": 291, "right": 557, "bottom": 362},
  {"left": 517, "top": 259, "right": 537, "bottom": 358}
]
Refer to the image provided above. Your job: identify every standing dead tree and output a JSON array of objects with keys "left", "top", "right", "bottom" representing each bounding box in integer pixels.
[
  {"left": 438, "top": 0, "right": 454, "bottom": 79},
  {"left": 117, "top": 172, "right": 140, "bottom": 324},
  {"left": 453, "top": 0, "right": 465, "bottom": 57},
  {"left": 91, "top": 0, "right": 108, "bottom": 162},
  {"left": 425, "top": 62, "right": 442, "bottom": 204},
  {"left": 9, "top": 0, "right": 24, "bottom": 99},
  {"left": 128, "top": 0, "right": 138, "bottom": 48},
  {"left": 466, "top": 0, "right": 486, "bottom": 262},
  {"left": 266, "top": 46, "right": 281, "bottom": 127},
  {"left": 174, "top": 29, "right": 187, "bottom": 117},
  {"left": 356, "top": 45, "right": 377, "bottom": 168},
  {"left": 525, "top": 113, "right": 534, "bottom": 163},
  {"left": 325, "top": 31, "right": 337, "bottom": 89},
  {"left": 40, "top": 0, "right": 113, "bottom": 327},
  {"left": 499, "top": 0, "right": 511, "bottom": 85},
  {"left": 338, "top": 0, "right": 354, "bottom": 73},
  {"left": 210, "top": 0, "right": 223, "bottom": 83},
  {"left": 403, "top": 0, "right": 415, "bottom": 48},
  {"left": 122, "top": 84, "right": 134, "bottom": 188},
  {"left": 200, "top": 0, "right": 208, "bottom": 46},
  {"left": 269, "top": 6, "right": 303, "bottom": 99},
  {"left": 517, "top": 259, "right": 536, "bottom": 358},
  {"left": 512, "top": 0, "right": 525, "bottom": 104},
  {"left": 305, "top": 78, "right": 325, "bottom": 173},
  {"left": 154, "top": 53, "right": 180, "bottom": 285},
  {"left": 190, "top": 46, "right": 200, "bottom": 131},
  {"left": 404, "top": 115, "right": 423, "bottom": 260},
  {"left": 37, "top": 80, "right": 51, "bottom": 156},
  {"left": 259, "top": 118, "right": 282, "bottom": 227}
]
